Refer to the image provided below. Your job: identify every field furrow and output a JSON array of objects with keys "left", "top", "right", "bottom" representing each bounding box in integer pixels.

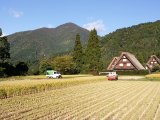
[
  {"left": 154, "top": 104, "right": 160, "bottom": 120},
  {"left": 1, "top": 79, "right": 160, "bottom": 120},
  {"left": 16, "top": 82, "right": 133, "bottom": 119},
  {"left": 100, "top": 83, "right": 154, "bottom": 120},
  {"left": 56, "top": 82, "right": 139, "bottom": 119},
  {"left": 78, "top": 82, "right": 149, "bottom": 119}
]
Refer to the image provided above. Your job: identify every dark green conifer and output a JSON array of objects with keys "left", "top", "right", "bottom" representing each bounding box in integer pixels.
[
  {"left": 0, "top": 28, "right": 10, "bottom": 62},
  {"left": 73, "top": 34, "right": 83, "bottom": 73},
  {"left": 85, "top": 29, "right": 101, "bottom": 73},
  {"left": 0, "top": 28, "right": 2, "bottom": 36}
]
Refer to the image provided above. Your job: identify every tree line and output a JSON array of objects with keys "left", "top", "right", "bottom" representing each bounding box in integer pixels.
[
  {"left": 0, "top": 28, "right": 28, "bottom": 77},
  {"left": 2, "top": 20, "right": 160, "bottom": 77},
  {"left": 0, "top": 28, "right": 101, "bottom": 76},
  {"left": 39, "top": 29, "right": 102, "bottom": 75}
]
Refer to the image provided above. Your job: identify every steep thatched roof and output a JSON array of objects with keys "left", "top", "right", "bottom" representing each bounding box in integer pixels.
[
  {"left": 107, "top": 57, "right": 119, "bottom": 70},
  {"left": 115, "top": 52, "right": 145, "bottom": 70},
  {"left": 146, "top": 55, "right": 160, "bottom": 70},
  {"left": 147, "top": 55, "right": 160, "bottom": 65}
]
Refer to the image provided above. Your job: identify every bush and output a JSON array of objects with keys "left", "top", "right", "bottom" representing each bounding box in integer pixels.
[
  {"left": 39, "top": 59, "right": 53, "bottom": 75},
  {"left": 15, "top": 62, "right": 28, "bottom": 75},
  {"left": 115, "top": 70, "right": 149, "bottom": 75},
  {"left": 0, "top": 67, "right": 5, "bottom": 77},
  {"left": 0, "top": 62, "right": 29, "bottom": 77},
  {"left": 0, "top": 62, "right": 15, "bottom": 77},
  {"left": 151, "top": 65, "right": 160, "bottom": 73},
  {"left": 89, "top": 71, "right": 99, "bottom": 75},
  {"left": 28, "top": 64, "right": 39, "bottom": 75},
  {"left": 52, "top": 55, "right": 77, "bottom": 74}
]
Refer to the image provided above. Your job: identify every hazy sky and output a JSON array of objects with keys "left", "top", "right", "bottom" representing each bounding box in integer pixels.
[{"left": 0, "top": 0, "right": 160, "bottom": 36}]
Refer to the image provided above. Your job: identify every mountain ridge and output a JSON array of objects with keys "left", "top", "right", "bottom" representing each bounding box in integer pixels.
[
  {"left": 8, "top": 22, "right": 89, "bottom": 65},
  {"left": 6, "top": 20, "right": 160, "bottom": 72}
]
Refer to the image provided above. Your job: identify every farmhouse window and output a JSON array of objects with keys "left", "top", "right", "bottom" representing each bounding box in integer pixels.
[
  {"left": 123, "top": 56, "right": 126, "bottom": 58},
  {"left": 151, "top": 62, "right": 153, "bottom": 64},
  {"left": 119, "top": 63, "right": 123, "bottom": 66},
  {"left": 154, "top": 61, "right": 157, "bottom": 64},
  {"left": 123, "top": 59, "right": 127, "bottom": 62},
  {"left": 126, "top": 63, "right": 131, "bottom": 66}
]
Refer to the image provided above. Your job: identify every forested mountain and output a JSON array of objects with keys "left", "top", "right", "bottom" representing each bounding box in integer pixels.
[
  {"left": 6, "top": 20, "right": 160, "bottom": 72},
  {"left": 101, "top": 20, "right": 160, "bottom": 69},
  {"left": 8, "top": 23, "right": 89, "bottom": 64}
]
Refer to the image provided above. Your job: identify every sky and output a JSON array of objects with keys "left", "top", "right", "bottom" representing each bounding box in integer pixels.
[{"left": 0, "top": 0, "right": 160, "bottom": 36}]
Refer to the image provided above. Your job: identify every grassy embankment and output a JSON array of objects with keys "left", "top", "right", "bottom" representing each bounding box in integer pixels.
[
  {"left": 145, "top": 72, "right": 160, "bottom": 81},
  {"left": 0, "top": 75, "right": 106, "bottom": 98}
]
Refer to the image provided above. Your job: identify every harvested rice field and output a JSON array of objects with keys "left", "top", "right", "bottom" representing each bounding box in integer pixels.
[{"left": 1, "top": 78, "right": 160, "bottom": 120}]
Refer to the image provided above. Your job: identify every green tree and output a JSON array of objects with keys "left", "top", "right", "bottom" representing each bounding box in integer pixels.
[
  {"left": 53, "top": 55, "right": 76, "bottom": 74},
  {"left": 73, "top": 34, "right": 83, "bottom": 73},
  {"left": 0, "top": 62, "right": 15, "bottom": 77},
  {"left": 39, "top": 59, "right": 52, "bottom": 74},
  {"left": 0, "top": 34, "right": 10, "bottom": 62},
  {"left": 85, "top": 29, "right": 101, "bottom": 73},
  {"left": 0, "top": 28, "right": 2, "bottom": 36},
  {"left": 15, "top": 62, "right": 28, "bottom": 75},
  {"left": 0, "top": 29, "right": 10, "bottom": 77},
  {"left": 28, "top": 63, "right": 39, "bottom": 75},
  {"left": 151, "top": 65, "right": 160, "bottom": 73}
]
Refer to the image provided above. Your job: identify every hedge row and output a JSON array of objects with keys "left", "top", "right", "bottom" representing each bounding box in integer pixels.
[
  {"left": 103, "top": 70, "right": 149, "bottom": 75},
  {"left": 116, "top": 70, "right": 149, "bottom": 75}
]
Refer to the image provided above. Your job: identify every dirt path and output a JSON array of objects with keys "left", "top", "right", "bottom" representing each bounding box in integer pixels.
[{"left": 119, "top": 75, "right": 145, "bottom": 80}]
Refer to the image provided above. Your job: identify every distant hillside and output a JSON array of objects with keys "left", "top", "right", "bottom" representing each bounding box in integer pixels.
[
  {"left": 101, "top": 20, "right": 160, "bottom": 68},
  {"left": 8, "top": 23, "right": 89, "bottom": 64},
  {"left": 7, "top": 20, "right": 160, "bottom": 72}
]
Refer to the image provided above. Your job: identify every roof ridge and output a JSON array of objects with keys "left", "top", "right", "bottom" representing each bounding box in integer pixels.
[{"left": 114, "top": 52, "right": 145, "bottom": 70}]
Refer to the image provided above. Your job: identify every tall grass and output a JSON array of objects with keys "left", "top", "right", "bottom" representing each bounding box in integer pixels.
[
  {"left": 145, "top": 73, "right": 160, "bottom": 81},
  {"left": 146, "top": 72, "right": 160, "bottom": 78},
  {"left": 0, "top": 75, "right": 106, "bottom": 99}
]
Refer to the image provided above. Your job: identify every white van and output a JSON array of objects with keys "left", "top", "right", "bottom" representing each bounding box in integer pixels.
[{"left": 46, "top": 70, "right": 62, "bottom": 79}]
